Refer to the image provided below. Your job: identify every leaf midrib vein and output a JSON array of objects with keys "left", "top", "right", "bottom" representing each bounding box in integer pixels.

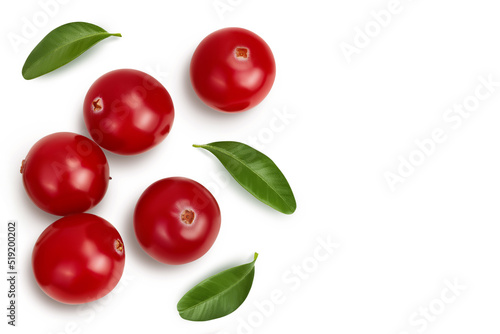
[
  {"left": 179, "top": 265, "right": 255, "bottom": 314},
  {"left": 25, "top": 31, "right": 115, "bottom": 74},
  {"left": 202, "top": 144, "right": 291, "bottom": 210}
]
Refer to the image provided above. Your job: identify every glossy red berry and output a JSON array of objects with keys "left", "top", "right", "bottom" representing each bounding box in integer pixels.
[
  {"left": 32, "top": 214, "right": 125, "bottom": 304},
  {"left": 134, "top": 177, "right": 221, "bottom": 265},
  {"left": 83, "top": 69, "right": 175, "bottom": 155},
  {"left": 21, "top": 132, "right": 109, "bottom": 216},
  {"left": 190, "top": 27, "right": 276, "bottom": 112}
]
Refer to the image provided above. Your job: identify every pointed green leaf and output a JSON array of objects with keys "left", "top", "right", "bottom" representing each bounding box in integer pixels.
[
  {"left": 193, "top": 141, "right": 296, "bottom": 214},
  {"left": 22, "top": 22, "right": 121, "bottom": 80},
  {"left": 177, "top": 253, "right": 258, "bottom": 321}
]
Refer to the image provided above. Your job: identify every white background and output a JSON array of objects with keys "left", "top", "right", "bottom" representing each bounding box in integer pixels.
[{"left": 2, "top": 0, "right": 500, "bottom": 333}]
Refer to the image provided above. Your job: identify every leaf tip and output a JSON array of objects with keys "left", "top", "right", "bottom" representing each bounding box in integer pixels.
[
  {"left": 176, "top": 301, "right": 183, "bottom": 312},
  {"left": 177, "top": 309, "right": 190, "bottom": 320},
  {"left": 285, "top": 204, "right": 297, "bottom": 215},
  {"left": 21, "top": 70, "right": 34, "bottom": 80}
]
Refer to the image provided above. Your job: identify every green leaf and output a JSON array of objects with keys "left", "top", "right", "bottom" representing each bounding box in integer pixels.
[
  {"left": 177, "top": 253, "right": 259, "bottom": 321},
  {"left": 22, "top": 22, "right": 121, "bottom": 80},
  {"left": 193, "top": 141, "right": 296, "bottom": 214}
]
